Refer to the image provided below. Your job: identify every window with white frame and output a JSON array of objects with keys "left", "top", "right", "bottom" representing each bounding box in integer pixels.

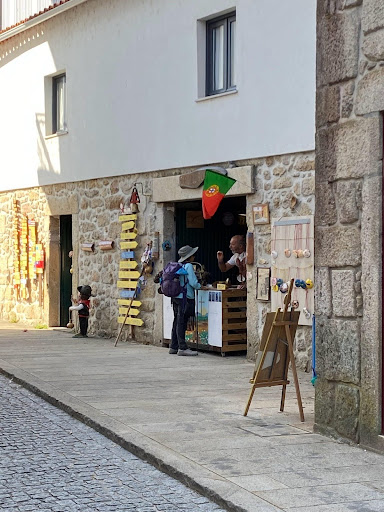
[
  {"left": 52, "top": 73, "right": 67, "bottom": 134},
  {"left": 206, "top": 12, "right": 236, "bottom": 96}
]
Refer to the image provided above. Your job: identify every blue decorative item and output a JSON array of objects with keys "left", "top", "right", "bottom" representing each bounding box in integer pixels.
[
  {"left": 162, "top": 240, "right": 171, "bottom": 251},
  {"left": 120, "top": 290, "right": 136, "bottom": 298},
  {"left": 121, "top": 251, "right": 135, "bottom": 259},
  {"left": 295, "top": 279, "right": 301, "bottom": 288},
  {"left": 277, "top": 278, "right": 284, "bottom": 287}
]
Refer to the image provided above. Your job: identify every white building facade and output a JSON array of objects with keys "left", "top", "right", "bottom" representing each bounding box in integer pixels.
[{"left": 0, "top": 0, "right": 316, "bottom": 365}]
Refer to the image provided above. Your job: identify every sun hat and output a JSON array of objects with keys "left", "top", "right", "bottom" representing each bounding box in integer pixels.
[{"left": 178, "top": 245, "right": 198, "bottom": 263}]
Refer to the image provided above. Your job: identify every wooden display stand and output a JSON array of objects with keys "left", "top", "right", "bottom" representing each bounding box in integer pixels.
[
  {"left": 221, "top": 288, "right": 247, "bottom": 353},
  {"left": 244, "top": 279, "right": 304, "bottom": 421},
  {"left": 163, "top": 288, "right": 247, "bottom": 356}
]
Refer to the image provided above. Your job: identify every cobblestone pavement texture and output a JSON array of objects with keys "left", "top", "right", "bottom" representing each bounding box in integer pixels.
[{"left": 0, "top": 375, "right": 226, "bottom": 512}]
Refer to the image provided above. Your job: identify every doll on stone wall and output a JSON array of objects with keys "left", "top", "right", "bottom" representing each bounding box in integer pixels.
[{"left": 69, "top": 285, "right": 92, "bottom": 338}]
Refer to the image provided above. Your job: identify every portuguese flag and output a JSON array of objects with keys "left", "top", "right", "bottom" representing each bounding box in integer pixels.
[{"left": 202, "top": 170, "right": 236, "bottom": 219}]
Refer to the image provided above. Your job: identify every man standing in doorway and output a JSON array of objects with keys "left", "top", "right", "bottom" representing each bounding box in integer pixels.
[{"left": 217, "top": 235, "right": 246, "bottom": 288}]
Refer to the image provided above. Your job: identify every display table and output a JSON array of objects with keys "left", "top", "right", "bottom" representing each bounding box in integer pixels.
[{"left": 163, "top": 287, "right": 247, "bottom": 356}]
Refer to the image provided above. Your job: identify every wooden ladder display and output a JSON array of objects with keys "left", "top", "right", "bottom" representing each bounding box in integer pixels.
[
  {"left": 114, "top": 213, "right": 143, "bottom": 347},
  {"left": 244, "top": 278, "right": 305, "bottom": 422}
]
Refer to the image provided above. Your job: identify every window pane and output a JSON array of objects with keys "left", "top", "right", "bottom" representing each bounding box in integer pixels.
[
  {"left": 213, "top": 24, "right": 224, "bottom": 91},
  {"left": 56, "top": 76, "right": 66, "bottom": 132},
  {"left": 229, "top": 20, "right": 236, "bottom": 87}
]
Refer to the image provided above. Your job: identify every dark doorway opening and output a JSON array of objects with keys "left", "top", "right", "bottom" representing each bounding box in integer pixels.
[
  {"left": 175, "top": 196, "right": 247, "bottom": 284},
  {"left": 59, "top": 215, "right": 72, "bottom": 327}
]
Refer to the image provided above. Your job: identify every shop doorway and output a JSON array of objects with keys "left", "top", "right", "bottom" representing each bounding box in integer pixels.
[
  {"left": 59, "top": 215, "right": 72, "bottom": 326},
  {"left": 175, "top": 196, "right": 247, "bottom": 284}
]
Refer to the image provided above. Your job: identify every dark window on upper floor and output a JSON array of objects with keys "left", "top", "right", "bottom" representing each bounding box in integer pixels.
[
  {"left": 52, "top": 73, "right": 67, "bottom": 134},
  {"left": 206, "top": 12, "right": 236, "bottom": 96}
]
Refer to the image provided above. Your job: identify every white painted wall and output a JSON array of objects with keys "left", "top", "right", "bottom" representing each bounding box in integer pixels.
[{"left": 0, "top": 0, "right": 316, "bottom": 191}]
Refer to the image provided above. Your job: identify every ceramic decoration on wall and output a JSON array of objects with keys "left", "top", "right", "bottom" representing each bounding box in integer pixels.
[{"left": 270, "top": 216, "right": 314, "bottom": 326}]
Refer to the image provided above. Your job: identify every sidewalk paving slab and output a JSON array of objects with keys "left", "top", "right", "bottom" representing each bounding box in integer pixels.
[{"left": 1, "top": 322, "right": 384, "bottom": 512}]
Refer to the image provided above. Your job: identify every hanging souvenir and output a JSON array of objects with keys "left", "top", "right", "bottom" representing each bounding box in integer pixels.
[
  {"left": 303, "top": 249, "right": 311, "bottom": 258},
  {"left": 305, "top": 279, "right": 314, "bottom": 289},
  {"left": 276, "top": 278, "right": 283, "bottom": 287},
  {"left": 272, "top": 284, "right": 279, "bottom": 292},
  {"left": 284, "top": 249, "right": 291, "bottom": 257},
  {"left": 291, "top": 299, "right": 299, "bottom": 309},
  {"left": 280, "top": 282, "right": 289, "bottom": 293},
  {"left": 303, "top": 307, "right": 311, "bottom": 319},
  {"left": 271, "top": 250, "right": 278, "bottom": 260}
]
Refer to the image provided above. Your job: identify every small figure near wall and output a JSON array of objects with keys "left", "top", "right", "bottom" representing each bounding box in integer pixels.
[{"left": 69, "top": 285, "right": 92, "bottom": 338}]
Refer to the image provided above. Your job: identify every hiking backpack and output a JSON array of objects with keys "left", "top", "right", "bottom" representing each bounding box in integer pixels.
[{"left": 159, "top": 262, "right": 188, "bottom": 298}]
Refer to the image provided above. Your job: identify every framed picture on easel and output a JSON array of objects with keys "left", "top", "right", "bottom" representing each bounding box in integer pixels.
[{"left": 257, "top": 267, "right": 270, "bottom": 301}]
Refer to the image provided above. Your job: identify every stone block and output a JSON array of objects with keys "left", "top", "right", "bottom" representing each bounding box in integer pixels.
[
  {"left": 332, "top": 270, "right": 356, "bottom": 316},
  {"left": 272, "top": 166, "right": 286, "bottom": 177},
  {"left": 273, "top": 177, "right": 292, "bottom": 189},
  {"left": 360, "top": 175, "right": 382, "bottom": 434},
  {"left": 316, "top": 85, "right": 340, "bottom": 127},
  {"left": 334, "top": 384, "right": 360, "bottom": 441},
  {"left": 302, "top": 177, "right": 315, "bottom": 196},
  {"left": 362, "top": 0, "right": 384, "bottom": 33},
  {"left": 294, "top": 157, "right": 315, "bottom": 172},
  {"left": 335, "top": 180, "right": 361, "bottom": 224},
  {"left": 317, "top": 10, "right": 360, "bottom": 86},
  {"left": 316, "top": 225, "right": 361, "bottom": 267},
  {"left": 315, "top": 377, "right": 335, "bottom": 426},
  {"left": 341, "top": 81, "right": 355, "bottom": 118},
  {"left": 316, "top": 318, "right": 360, "bottom": 385},
  {"left": 315, "top": 182, "right": 337, "bottom": 226},
  {"left": 316, "top": 117, "right": 381, "bottom": 182},
  {"left": 362, "top": 29, "right": 384, "bottom": 61},
  {"left": 315, "top": 267, "right": 332, "bottom": 317},
  {"left": 355, "top": 68, "right": 384, "bottom": 115}
]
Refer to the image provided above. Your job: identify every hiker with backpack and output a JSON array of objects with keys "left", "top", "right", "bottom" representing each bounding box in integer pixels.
[{"left": 161, "top": 245, "right": 201, "bottom": 356}]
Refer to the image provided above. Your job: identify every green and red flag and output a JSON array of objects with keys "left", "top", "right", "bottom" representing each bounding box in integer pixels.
[{"left": 202, "top": 170, "right": 236, "bottom": 219}]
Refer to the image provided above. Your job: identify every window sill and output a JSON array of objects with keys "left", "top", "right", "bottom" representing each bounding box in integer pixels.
[
  {"left": 196, "top": 89, "right": 238, "bottom": 103},
  {"left": 45, "top": 130, "right": 68, "bottom": 140}
]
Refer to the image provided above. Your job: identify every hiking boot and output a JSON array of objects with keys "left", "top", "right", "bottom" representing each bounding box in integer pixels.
[
  {"left": 72, "top": 333, "right": 86, "bottom": 338},
  {"left": 177, "top": 349, "right": 198, "bottom": 356},
  {"left": 169, "top": 348, "right": 178, "bottom": 354}
]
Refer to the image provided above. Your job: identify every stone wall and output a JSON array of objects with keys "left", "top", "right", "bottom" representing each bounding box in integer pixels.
[
  {"left": 0, "top": 150, "right": 315, "bottom": 368},
  {"left": 316, "top": 0, "right": 383, "bottom": 449}
]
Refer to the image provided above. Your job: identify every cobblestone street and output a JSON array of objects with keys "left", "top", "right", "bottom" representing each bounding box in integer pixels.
[{"left": 0, "top": 375, "right": 225, "bottom": 512}]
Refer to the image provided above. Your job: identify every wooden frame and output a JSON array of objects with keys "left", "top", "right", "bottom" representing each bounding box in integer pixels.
[
  {"left": 244, "top": 279, "right": 304, "bottom": 422},
  {"left": 257, "top": 267, "right": 270, "bottom": 301},
  {"left": 252, "top": 203, "right": 269, "bottom": 225}
]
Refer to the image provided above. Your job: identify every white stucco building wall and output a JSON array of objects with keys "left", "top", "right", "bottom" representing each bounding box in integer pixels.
[{"left": 0, "top": 0, "right": 316, "bottom": 192}]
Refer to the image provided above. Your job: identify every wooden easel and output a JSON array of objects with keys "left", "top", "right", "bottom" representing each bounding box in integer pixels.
[{"left": 244, "top": 278, "right": 304, "bottom": 422}]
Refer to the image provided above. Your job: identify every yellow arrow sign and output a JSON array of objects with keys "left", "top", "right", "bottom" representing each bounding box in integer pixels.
[
  {"left": 118, "top": 316, "right": 144, "bottom": 326},
  {"left": 118, "top": 307, "right": 140, "bottom": 316},
  {"left": 118, "top": 271, "right": 141, "bottom": 279},
  {"left": 117, "top": 280, "right": 138, "bottom": 289},
  {"left": 119, "top": 214, "right": 138, "bottom": 222},
  {"left": 119, "top": 261, "right": 138, "bottom": 269},
  {"left": 121, "top": 221, "right": 136, "bottom": 231},
  {"left": 118, "top": 299, "right": 142, "bottom": 307},
  {"left": 121, "top": 232, "right": 138, "bottom": 240},
  {"left": 120, "top": 241, "right": 138, "bottom": 249}
]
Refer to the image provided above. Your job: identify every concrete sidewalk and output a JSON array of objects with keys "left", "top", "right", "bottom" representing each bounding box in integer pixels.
[{"left": 1, "top": 323, "right": 384, "bottom": 512}]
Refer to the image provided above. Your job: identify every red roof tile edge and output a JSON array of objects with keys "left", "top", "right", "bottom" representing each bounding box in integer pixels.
[{"left": 0, "top": 0, "right": 72, "bottom": 36}]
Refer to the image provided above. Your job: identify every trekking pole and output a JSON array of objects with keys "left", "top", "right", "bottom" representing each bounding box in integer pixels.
[
  {"left": 195, "top": 289, "right": 199, "bottom": 353},
  {"left": 114, "top": 268, "right": 145, "bottom": 347}
]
